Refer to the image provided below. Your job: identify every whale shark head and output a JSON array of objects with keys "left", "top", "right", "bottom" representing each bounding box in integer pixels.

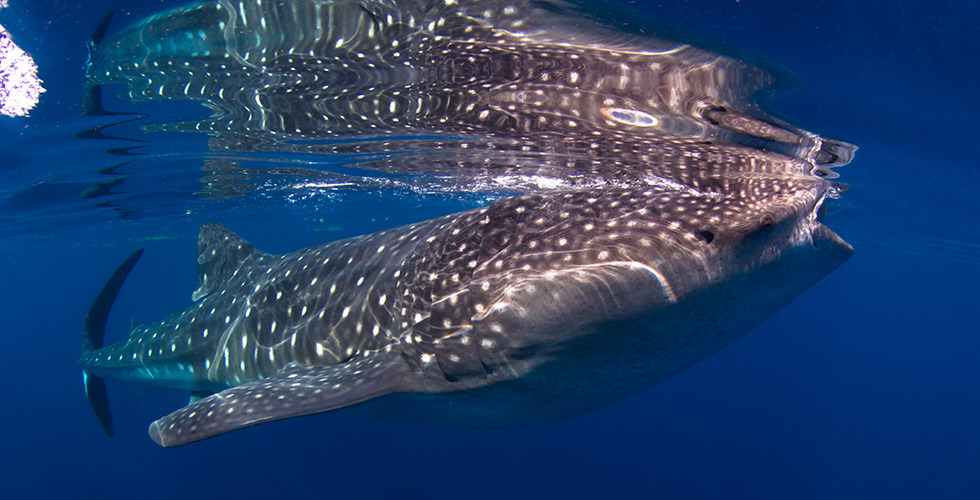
[{"left": 392, "top": 171, "right": 852, "bottom": 402}]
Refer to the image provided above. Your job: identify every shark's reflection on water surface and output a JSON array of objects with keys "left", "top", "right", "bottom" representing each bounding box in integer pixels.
[
  {"left": 84, "top": 0, "right": 853, "bottom": 194},
  {"left": 79, "top": 0, "right": 856, "bottom": 446}
]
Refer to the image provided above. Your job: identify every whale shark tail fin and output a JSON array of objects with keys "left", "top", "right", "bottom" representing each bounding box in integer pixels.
[{"left": 82, "top": 248, "right": 144, "bottom": 437}]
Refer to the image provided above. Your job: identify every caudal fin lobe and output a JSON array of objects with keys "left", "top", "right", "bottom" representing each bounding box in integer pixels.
[{"left": 82, "top": 248, "right": 144, "bottom": 437}]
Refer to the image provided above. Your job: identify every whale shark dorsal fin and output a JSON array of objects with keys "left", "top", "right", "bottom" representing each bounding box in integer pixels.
[
  {"left": 148, "top": 349, "right": 416, "bottom": 447},
  {"left": 193, "top": 223, "right": 265, "bottom": 301}
]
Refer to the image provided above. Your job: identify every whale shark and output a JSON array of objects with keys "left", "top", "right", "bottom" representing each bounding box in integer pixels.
[
  {"left": 78, "top": 0, "right": 856, "bottom": 446},
  {"left": 81, "top": 176, "right": 852, "bottom": 446},
  {"left": 83, "top": 0, "right": 853, "bottom": 197}
]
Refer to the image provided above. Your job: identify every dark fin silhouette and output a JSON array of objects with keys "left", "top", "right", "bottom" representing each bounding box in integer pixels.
[
  {"left": 148, "top": 350, "right": 416, "bottom": 447},
  {"left": 83, "top": 11, "right": 116, "bottom": 116},
  {"left": 89, "top": 11, "right": 115, "bottom": 46},
  {"left": 83, "top": 372, "right": 114, "bottom": 437},
  {"left": 192, "top": 223, "right": 266, "bottom": 301},
  {"left": 83, "top": 249, "right": 143, "bottom": 351},
  {"left": 82, "top": 83, "right": 107, "bottom": 116},
  {"left": 82, "top": 248, "right": 144, "bottom": 437}
]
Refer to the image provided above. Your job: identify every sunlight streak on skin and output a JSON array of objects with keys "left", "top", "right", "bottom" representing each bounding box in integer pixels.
[{"left": 476, "top": 260, "right": 680, "bottom": 327}]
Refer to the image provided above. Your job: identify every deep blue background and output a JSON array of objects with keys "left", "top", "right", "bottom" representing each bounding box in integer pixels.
[{"left": 1, "top": 1, "right": 978, "bottom": 498}]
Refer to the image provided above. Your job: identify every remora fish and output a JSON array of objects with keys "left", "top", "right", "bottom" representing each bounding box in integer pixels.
[{"left": 81, "top": 178, "right": 852, "bottom": 446}]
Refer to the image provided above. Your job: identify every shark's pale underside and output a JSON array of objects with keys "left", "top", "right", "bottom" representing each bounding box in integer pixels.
[{"left": 79, "top": 0, "right": 855, "bottom": 446}]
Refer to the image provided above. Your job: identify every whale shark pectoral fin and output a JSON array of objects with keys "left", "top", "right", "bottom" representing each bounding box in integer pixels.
[{"left": 148, "top": 349, "right": 415, "bottom": 447}]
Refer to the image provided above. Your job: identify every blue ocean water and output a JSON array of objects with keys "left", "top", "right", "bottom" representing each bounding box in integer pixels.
[{"left": 1, "top": 0, "right": 978, "bottom": 498}]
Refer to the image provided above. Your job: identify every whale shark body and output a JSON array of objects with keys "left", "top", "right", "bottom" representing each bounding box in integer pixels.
[
  {"left": 80, "top": 0, "right": 855, "bottom": 446},
  {"left": 82, "top": 181, "right": 852, "bottom": 446}
]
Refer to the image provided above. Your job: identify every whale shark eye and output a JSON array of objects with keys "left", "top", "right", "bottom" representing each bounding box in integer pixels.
[
  {"left": 760, "top": 214, "right": 775, "bottom": 228},
  {"left": 696, "top": 230, "right": 715, "bottom": 243},
  {"left": 600, "top": 107, "right": 659, "bottom": 127}
]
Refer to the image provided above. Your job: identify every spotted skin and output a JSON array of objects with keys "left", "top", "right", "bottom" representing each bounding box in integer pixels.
[
  {"left": 84, "top": 0, "right": 854, "bottom": 196},
  {"left": 87, "top": 0, "right": 770, "bottom": 140},
  {"left": 80, "top": 176, "right": 852, "bottom": 446},
  {"left": 78, "top": 0, "right": 856, "bottom": 447}
]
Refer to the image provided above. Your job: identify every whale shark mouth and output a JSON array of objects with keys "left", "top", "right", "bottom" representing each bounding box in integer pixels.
[
  {"left": 810, "top": 189, "right": 852, "bottom": 254},
  {"left": 813, "top": 223, "right": 853, "bottom": 255}
]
